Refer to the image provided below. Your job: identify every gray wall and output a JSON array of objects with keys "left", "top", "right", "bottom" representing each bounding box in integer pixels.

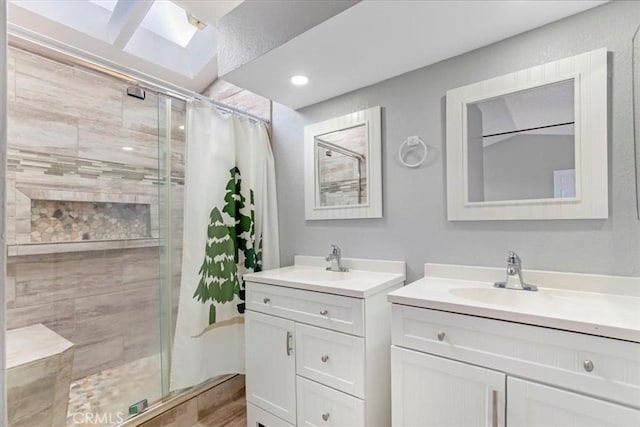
[
  {"left": 272, "top": 1, "right": 640, "bottom": 283},
  {"left": 482, "top": 134, "right": 575, "bottom": 202},
  {"left": 217, "top": 0, "right": 359, "bottom": 76}
]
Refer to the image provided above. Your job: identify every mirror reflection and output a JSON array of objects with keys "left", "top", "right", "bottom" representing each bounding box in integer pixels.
[
  {"left": 467, "top": 79, "right": 576, "bottom": 202},
  {"left": 314, "top": 124, "right": 368, "bottom": 207}
]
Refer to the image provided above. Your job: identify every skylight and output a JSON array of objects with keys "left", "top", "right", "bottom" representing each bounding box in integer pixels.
[
  {"left": 88, "top": 0, "right": 117, "bottom": 12},
  {"left": 139, "top": 1, "right": 198, "bottom": 48},
  {"left": 9, "top": 0, "right": 219, "bottom": 81}
]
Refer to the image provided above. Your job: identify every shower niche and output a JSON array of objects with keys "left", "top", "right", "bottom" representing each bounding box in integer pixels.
[
  {"left": 30, "top": 200, "right": 151, "bottom": 242},
  {"left": 7, "top": 173, "right": 161, "bottom": 256}
]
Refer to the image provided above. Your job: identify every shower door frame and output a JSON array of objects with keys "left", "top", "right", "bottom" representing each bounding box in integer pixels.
[{"left": 157, "top": 93, "right": 174, "bottom": 398}]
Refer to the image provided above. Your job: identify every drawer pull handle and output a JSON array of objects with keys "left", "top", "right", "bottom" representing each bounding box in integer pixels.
[
  {"left": 322, "top": 412, "right": 330, "bottom": 421},
  {"left": 491, "top": 390, "right": 498, "bottom": 427},
  {"left": 583, "top": 360, "right": 594, "bottom": 372},
  {"left": 437, "top": 331, "right": 446, "bottom": 341},
  {"left": 263, "top": 297, "right": 270, "bottom": 304},
  {"left": 321, "top": 355, "right": 329, "bottom": 363},
  {"left": 319, "top": 309, "right": 328, "bottom": 316},
  {"left": 286, "top": 331, "right": 293, "bottom": 356}
]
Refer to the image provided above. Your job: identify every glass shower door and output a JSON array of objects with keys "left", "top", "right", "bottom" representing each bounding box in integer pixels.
[
  {"left": 157, "top": 93, "right": 187, "bottom": 399},
  {"left": 4, "top": 47, "right": 167, "bottom": 427}
]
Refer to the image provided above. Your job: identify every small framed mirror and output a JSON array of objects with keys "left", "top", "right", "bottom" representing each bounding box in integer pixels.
[
  {"left": 304, "top": 106, "right": 382, "bottom": 220},
  {"left": 446, "top": 48, "right": 608, "bottom": 221}
]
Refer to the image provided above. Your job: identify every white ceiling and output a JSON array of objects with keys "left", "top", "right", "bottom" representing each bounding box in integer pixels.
[
  {"left": 221, "top": 0, "right": 607, "bottom": 109},
  {"left": 478, "top": 80, "right": 575, "bottom": 146},
  {"left": 6, "top": 0, "right": 606, "bottom": 102}
]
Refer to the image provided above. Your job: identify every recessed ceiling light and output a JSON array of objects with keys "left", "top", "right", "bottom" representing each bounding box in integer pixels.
[
  {"left": 179, "top": 125, "right": 185, "bottom": 130},
  {"left": 122, "top": 147, "right": 134, "bottom": 151},
  {"left": 290, "top": 75, "right": 309, "bottom": 86}
]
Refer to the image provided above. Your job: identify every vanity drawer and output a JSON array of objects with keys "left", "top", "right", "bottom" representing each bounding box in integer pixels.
[
  {"left": 246, "top": 282, "right": 364, "bottom": 336},
  {"left": 392, "top": 304, "right": 640, "bottom": 409},
  {"left": 247, "top": 402, "right": 295, "bottom": 427},
  {"left": 296, "top": 376, "right": 365, "bottom": 427},
  {"left": 296, "top": 323, "right": 365, "bottom": 398}
]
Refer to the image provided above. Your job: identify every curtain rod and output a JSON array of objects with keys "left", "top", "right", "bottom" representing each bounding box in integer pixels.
[
  {"left": 7, "top": 23, "right": 270, "bottom": 125},
  {"left": 187, "top": 91, "right": 268, "bottom": 124},
  {"left": 482, "top": 121, "right": 574, "bottom": 139},
  {"left": 315, "top": 138, "right": 365, "bottom": 161}
]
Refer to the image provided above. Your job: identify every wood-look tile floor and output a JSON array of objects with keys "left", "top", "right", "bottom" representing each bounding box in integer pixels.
[{"left": 193, "top": 396, "right": 246, "bottom": 427}]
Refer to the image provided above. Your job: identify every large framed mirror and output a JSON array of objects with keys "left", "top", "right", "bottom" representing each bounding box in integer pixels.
[
  {"left": 304, "top": 106, "right": 382, "bottom": 220},
  {"left": 446, "top": 48, "right": 608, "bottom": 221}
]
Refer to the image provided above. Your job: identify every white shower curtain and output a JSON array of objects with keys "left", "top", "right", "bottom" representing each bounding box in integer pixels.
[{"left": 170, "top": 101, "right": 279, "bottom": 391}]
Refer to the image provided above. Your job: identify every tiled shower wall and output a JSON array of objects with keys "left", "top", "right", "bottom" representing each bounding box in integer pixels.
[
  {"left": 316, "top": 126, "right": 368, "bottom": 207},
  {"left": 318, "top": 155, "right": 366, "bottom": 206},
  {"left": 5, "top": 47, "right": 185, "bottom": 380}
]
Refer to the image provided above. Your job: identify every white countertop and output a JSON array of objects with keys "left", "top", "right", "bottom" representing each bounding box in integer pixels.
[
  {"left": 388, "top": 265, "right": 640, "bottom": 342},
  {"left": 244, "top": 256, "right": 406, "bottom": 298}
]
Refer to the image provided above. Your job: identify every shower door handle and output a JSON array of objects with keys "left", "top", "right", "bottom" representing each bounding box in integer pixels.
[{"left": 286, "top": 331, "right": 293, "bottom": 356}]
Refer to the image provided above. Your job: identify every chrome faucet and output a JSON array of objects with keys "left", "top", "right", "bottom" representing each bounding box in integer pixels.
[
  {"left": 494, "top": 251, "right": 537, "bottom": 291},
  {"left": 325, "top": 244, "right": 348, "bottom": 272}
]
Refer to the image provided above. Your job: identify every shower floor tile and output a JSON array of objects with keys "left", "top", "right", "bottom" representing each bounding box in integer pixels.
[{"left": 67, "top": 354, "right": 163, "bottom": 427}]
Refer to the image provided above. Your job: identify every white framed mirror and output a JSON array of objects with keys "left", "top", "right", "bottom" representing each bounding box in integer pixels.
[
  {"left": 446, "top": 48, "right": 608, "bottom": 221},
  {"left": 304, "top": 106, "right": 382, "bottom": 220}
]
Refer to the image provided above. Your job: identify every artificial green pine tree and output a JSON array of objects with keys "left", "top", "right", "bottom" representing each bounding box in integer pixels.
[
  {"left": 222, "top": 167, "right": 244, "bottom": 263},
  {"left": 193, "top": 207, "right": 238, "bottom": 325},
  {"left": 221, "top": 168, "right": 260, "bottom": 315},
  {"left": 193, "top": 167, "right": 262, "bottom": 324}
]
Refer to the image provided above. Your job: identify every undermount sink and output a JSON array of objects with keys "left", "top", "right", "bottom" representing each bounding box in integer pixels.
[
  {"left": 449, "top": 285, "right": 640, "bottom": 318},
  {"left": 387, "top": 263, "right": 640, "bottom": 342},
  {"left": 242, "top": 255, "right": 406, "bottom": 298},
  {"left": 449, "top": 286, "right": 560, "bottom": 310}
]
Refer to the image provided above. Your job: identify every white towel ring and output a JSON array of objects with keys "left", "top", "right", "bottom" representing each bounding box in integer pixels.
[{"left": 398, "top": 136, "right": 428, "bottom": 168}]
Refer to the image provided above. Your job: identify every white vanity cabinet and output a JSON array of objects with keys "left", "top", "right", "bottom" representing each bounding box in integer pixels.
[
  {"left": 244, "top": 256, "right": 405, "bottom": 427},
  {"left": 390, "top": 304, "right": 640, "bottom": 427}
]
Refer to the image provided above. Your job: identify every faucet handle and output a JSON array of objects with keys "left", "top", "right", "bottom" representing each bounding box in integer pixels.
[
  {"left": 326, "top": 245, "right": 348, "bottom": 272},
  {"left": 496, "top": 251, "right": 536, "bottom": 292},
  {"left": 507, "top": 251, "right": 521, "bottom": 265}
]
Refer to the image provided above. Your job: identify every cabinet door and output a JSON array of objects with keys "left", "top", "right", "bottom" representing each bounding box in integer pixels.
[
  {"left": 507, "top": 377, "right": 640, "bottom": 427},
  {"left": 245, "top": 311, "right": 296, "bottom": 425},
  {"left": 391, "top": 346, "right": 505, "bottom": 427}
]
